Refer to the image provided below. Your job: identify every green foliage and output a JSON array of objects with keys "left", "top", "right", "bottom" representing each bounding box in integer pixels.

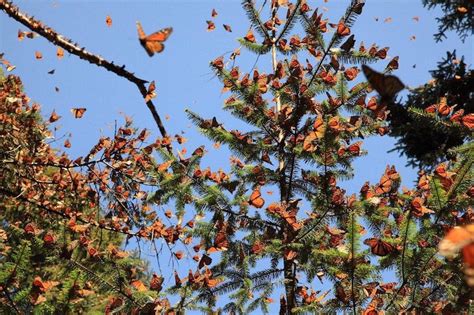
[{"left": 390, "top": 50, "right": 473, "bottom": 168}]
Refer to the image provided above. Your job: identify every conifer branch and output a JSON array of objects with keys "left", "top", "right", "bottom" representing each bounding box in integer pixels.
[
  {"left": 275, "top": 0, "right": 302, "bottom": 43},
  {"left": 446, "top": 154, "right": 473, "bottom": 200},
  {"left": 0, "top": 0, "right": 168, "bottom": 137},
  {"left": 67, "top": 259, "right": 144, "bottom": 308},
  {"left": 1, "top": 289, "right": 20, "bottom": 315},
  {"left": 242, "top": 0, "right": 272, "bottom": 43},
  {"left": 400, "top": 210, "right": 412, "bottom": 284},
  {"left": 0, "top": 187, "right": 139, "bottom": 237},
  {"left": 307, "top": 1, "right": 362, "bottom": 88}
]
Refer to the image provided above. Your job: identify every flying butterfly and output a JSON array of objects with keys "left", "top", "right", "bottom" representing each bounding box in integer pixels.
[
  {"left": 136, "top": 22, "right": 173, "bottom": 56},
  {"left": 362, "top": 65, "right": 405, "bottom": 100},
  {"left": 71, "top": 107, "right": 87, "bottom": 119}
]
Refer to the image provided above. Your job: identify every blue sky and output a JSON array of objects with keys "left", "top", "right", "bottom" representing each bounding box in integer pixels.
[{"left": 1, "top": 0, "right": 472, "bottom": 312}]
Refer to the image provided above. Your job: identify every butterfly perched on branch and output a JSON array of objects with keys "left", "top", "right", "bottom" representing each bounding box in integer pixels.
[
  {"left": 362, "top": 65, "right": 404, "bottom": 102},
  {"left": 136, "top": 22, "right": 173, "bottom": 56},
  {"left": 364, "top": 238, "right": 397, "bottom": 256}
]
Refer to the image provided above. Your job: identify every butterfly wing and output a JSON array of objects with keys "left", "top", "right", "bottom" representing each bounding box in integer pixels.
[
  {"left": 146, "top": 27, "right": 173, "bottom": 42},
  {"left": 364, "top": 238, "right": 394, "bottom": 256},
  {"left": 373, "top": 240, "right": 394, "bottom": 256},
  {"left": 136, "top": 21, "right": 146, "bottom": 40},
  {"left": 71, "top": 108, "right": 86, "bottom": 119},
  {"left": 362, "top": 65, "right": 404, "bottom": 99},
  {"left": 144, "top": 28, "right": 173, "bottom": 56},
  {"left": 362, "top": 65, "right": 385, "bottom": 93},
  {"left": 143, "top": 41, "right": 163, "bottom": 56},
  {"left": 340, "top": 34, "right": 355, "bottom": 52},
  {"left": 381, "top": 75, "right": 405, "bottom": 98}
]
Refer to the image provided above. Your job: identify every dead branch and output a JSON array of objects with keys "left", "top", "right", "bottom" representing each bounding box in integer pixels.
[{"left": 0, "top": 0, "right": 168, "bottom": 137}]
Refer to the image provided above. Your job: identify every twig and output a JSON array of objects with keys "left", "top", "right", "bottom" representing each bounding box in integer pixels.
[
  {"left": 0, "top": 0, "right": 168, "bottom": 137},
  {"left": 2, "top": 289, "right": 20, "bottom": 314}
]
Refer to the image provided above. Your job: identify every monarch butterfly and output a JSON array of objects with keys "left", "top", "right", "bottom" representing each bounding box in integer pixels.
[
  {"left": 341, "top": 35, "right": 355, "bottom": 52},
  {"left": 336, "top": 19, "right": 350, "bottom": 36},
  {"left": 105, "top": 15, "right": 112, "bottom": 27},
  {"left": 145, "top": 80, "right": 156, "bottom": 102},
  {"left": 136, "top": 22, "right": 173, "bottom": 56},
  {"left": 71, "top": 108, "right": 87, "bottom": 119},
  {"left": 198, "top": 254, "right": 212, "bottom": 269},
  {"left": 439, "top": 225, "right": 474, "bottom": 286},
  {"left": 56, "top": 47, "right": 64, "bottom": 59},
  {"left": 439, "top": 224, "right": 474, "bottom": 260},
  {"left": 174, "top": 251, "right": 184, "bottom": 260},
  {"left": 206, "top": 20, "right": 215, "bottom": 32},
  {"left": 244, "top": 29, "right": 256, "bottom": 43},
  {"left": 364, "top": 238, "right": 396, "bottom": 256},
  {"left": 223, "top": 24, "right": 232, "bottom": 32},
  {"left": 362, "top": 65, "right": 405, "bottom": 100},
  {"left": 249, "top": 187, "right": 265, "bottom": 208}
]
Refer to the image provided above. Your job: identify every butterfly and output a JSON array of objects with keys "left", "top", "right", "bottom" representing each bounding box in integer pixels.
[
  {"left": 362, "top": 65, "right": 405, "bottom": 100},
  {"left": 56, "top": 47, "right": 64, "bottom": 59},
  {"left": 206, "top": 20, "right": 216, "bottom": 31},
  {"left": 340, "top": 34, "right": 355, "bottom": 52},
  {"left": 249, "top": 187, "right": 265, "bottom": 208},
  {"left": 439, "top": 224, "right": 474, "bottom": 286},
  {"left": 105, "top": 15, "right": 112, "bottom": 27},
  {"left": 364, "top": 238, "right": 396, "bottom": 256},
  {"left": 70, "top": 107, "right": 87, "bottom": 118},
  {"left": 439, "top": 224, "right": 474, "bottom": 259},
  {"left": 136, "top": 22, "right": 173, "bottom": 56},
  {"left": 223, "top": 24, "right": 232, "bottom": 32},
  {"left": 198, "top": 254, "right": 212, "bottom": 269},
  {"left": 386, "top": 56, "right": 399, "bottom": 70},
  {"left": 144, "top": 80, "right": 156, "bottom": 102}
]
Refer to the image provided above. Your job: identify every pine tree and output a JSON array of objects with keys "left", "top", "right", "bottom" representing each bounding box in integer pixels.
[
  {"left": 163, "top": 0, "right": 473, "bottom": 313},
  {"left": 181, "top": 0, "right": 412, "bottom": 312}
]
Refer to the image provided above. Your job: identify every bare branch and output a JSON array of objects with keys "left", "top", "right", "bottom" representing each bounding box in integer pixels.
[{"left": 0, "top": 0, "right": 168, "bottom": 137}]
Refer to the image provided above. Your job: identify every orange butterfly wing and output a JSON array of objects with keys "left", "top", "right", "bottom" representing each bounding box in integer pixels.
[
  {"left": 146, "top": 28, "right": 173, "bottom": 42},
  {"left": 71, "top": 108, "right": 86, "bottom": 119},
  {"left": 364, "top": 238, "right": 395, "bottom": 256},
  {"left": 144, "top": 42, "right": 164, "bottom": 56}
]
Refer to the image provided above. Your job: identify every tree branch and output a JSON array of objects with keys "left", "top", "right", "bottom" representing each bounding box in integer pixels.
[
  {"left": 0, "top": 187, "right": 139, "bottom": 237},
  {"left": 0, "top": 0, "right": 168, "bottom": 137}
]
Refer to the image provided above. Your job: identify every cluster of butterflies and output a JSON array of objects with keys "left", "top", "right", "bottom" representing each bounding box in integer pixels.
[
  {"left": 206, "top": 8, "right": 232, "bottom": 33},
  {"left": 17, "top": 11, "right": 408, "bottom": 122}
]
